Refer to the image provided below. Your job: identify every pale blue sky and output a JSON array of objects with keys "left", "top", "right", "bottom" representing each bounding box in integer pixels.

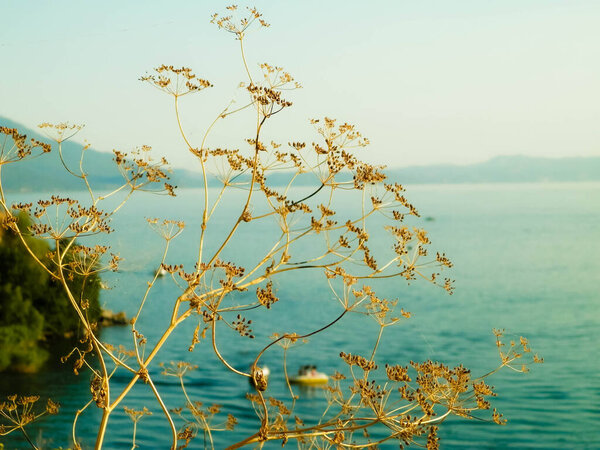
[{"left": 2, "top": 0, "right": 599, "bottom": 169}]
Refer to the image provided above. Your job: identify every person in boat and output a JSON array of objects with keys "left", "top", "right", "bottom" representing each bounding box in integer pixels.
[
  {"left": 290, "top": 365, "right": 328, "bottom": 385},
  {"left": 299, "top": 365, "right": 318, "bottom": 376}
]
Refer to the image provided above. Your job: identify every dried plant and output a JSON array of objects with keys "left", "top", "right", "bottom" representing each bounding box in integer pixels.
[
  {"left": 0, "top": 5, "right": 541, "bottom": 449},
  {"left": 0, "top": 395, "right": 59, "bottom": 449}
]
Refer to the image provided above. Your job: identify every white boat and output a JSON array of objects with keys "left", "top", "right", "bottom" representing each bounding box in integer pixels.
[{"left": 289, "top": 365, "right": 328, "bottom": 385}]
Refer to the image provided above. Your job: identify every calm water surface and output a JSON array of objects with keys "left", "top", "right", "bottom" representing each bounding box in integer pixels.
[{"left": 1, "top": 183, "right": 598, "bottom": 449}]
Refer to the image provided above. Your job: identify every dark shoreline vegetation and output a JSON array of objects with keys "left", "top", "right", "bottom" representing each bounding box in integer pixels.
[
  {"left": 1, "top": 116, "right": 599, "bottom": 193},
  {"left": 0, "top": 212, "right": 102, "bottom": 373}
]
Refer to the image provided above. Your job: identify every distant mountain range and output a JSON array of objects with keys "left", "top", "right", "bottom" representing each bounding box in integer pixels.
[
  {"left": 0, "top": 116, "right": 203, "bottom": 193},
  {"left": 384, "top": 154, "right": 600, "bottom": 184},
  {"left": 1, "top": 116, "right": 599, "bottom": 192}
]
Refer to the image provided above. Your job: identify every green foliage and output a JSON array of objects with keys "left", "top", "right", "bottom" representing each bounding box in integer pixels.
[
  {"left": 0, "top": 283, "right": 47, "bottom": 372},
  {"left": 0, "top": 324, "right": 48, "bottom": 373},
  {"left": 0, "top": 213, "right": 101, "bottom": 372}
]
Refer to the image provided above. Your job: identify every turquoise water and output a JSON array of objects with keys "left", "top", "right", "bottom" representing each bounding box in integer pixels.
[{"left": 1, "top": 183, "right": 599, "bottom": 449}]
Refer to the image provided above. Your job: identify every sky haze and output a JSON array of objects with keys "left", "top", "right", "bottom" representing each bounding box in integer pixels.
[{"left": 1, "top": 0, "right": 599, "bottom": 169}]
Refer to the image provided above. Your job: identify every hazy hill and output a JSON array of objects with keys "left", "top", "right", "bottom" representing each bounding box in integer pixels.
[
  {"left": 0, "top": 116, "right": 203, "bottom": 192},
  {"left": 261, "top": 155, "right": 600, "bottom": 186},
  {"left": 2, "top": 116, "right": 599, "bottom": 191},
  {"left": 384, "top": 155, "right": 600, "bottom": 184}
]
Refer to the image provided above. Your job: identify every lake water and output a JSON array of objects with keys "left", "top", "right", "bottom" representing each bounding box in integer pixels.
[{"left": 1, "top": 183, "right": 599, "bottom": 449}]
